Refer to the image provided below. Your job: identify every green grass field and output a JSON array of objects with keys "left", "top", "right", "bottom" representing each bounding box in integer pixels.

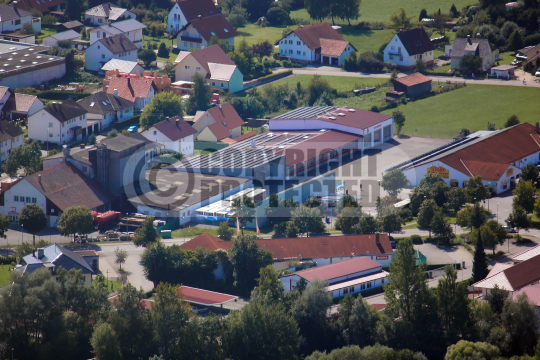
[
  {"left": 171, "top": 224, "right": 273, "bottom": 238},
  {"left": 236, "top": 23, "right": 295, "bottom": 48},
  {"left": 262, "top": 74, "right": 388, "bottom": 92},
  {"left": 0, "top": 265, "right": 11, "bottom": 287},
  {"left": 290, "top": 0, "right": 473, "bottom": 24},
  {"left": 143, "top": 35, "right": 177, "bottom": 61},
  {"left": 383, "top": 84, "right": 540, "bottom": 137}
]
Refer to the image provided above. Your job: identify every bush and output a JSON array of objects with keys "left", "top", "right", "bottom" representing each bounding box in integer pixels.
[
  {"left": 343, "top": 51, "right": 358, "bottom": 71},
  {"left": 357, "top": 51, "right": 385, "bottom": 72},
  {"left": 410, "top": 234, "right": 423, "bottom": 244},
  {"left": 157, "top": 42, "right": 169, "bottom": 58},
  {"left": 370, "top": 105, "right": 379, "bottom": 113},
  {"left": 266, "top": 6, "right": 291, "bottom": 25}
]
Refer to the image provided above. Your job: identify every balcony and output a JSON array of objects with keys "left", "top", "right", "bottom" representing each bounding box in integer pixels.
[
  {"left": 180, "top": 35, "right": 202, "bottom": 43},
  {"left": 387, "top": 50, "right": 402, "bottom": 56}
]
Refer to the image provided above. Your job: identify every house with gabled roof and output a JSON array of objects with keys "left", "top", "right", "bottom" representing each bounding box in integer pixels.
[
  {"left": 84, "top": 2, "right": 135, "bottom": 26},
  {"left": 4, "top": 92, "right": 43, "bottom": 120},
  {"left": 175, "top": 13, "right": 238, "bottom": 51},
  {"left": 401, "top": 123, "right": 540, "bottom": 194},
  {"left": 101, "top": 58, "right": 144, "bottom": 75},
  {"left": 9, "top": 0, "right": 63, "bottom": 15},
  {"left": 104, "top": 75, "right": 156, "bottom": 110},
  {"left": 141, "top": 116, "right": 197, "bottom": 155},
  {"left": 276, "top": 22, "right": 356, "bottom": 65},
  {"left": 173, "top": 45, "right": 243, "bottom": 93},
  {"left": 42, "top": 29, "right": 81, "bottom": 47},
  {"left": 85, "top": 33, "right": 138, "bottom": 72},
  {"left": 0, "top": 3, "right": 39, "bottom": 34},
  {"left": 0, "top": 120, "right": 23, "bottom": 163},
  {"left": 78, "top": 91, "right": 135, "bottom": 131},
  {"left": 19, "top": 244, "right": 95, "bottom": 285},
  {"left": 192, "top": 103, "right": 244, "bottom": 142},
  {"left": 446, "top": 36, "right": 499, "bottom": 71},
  {"left": 383, "top": 27, "right": 435, "bottom": 69},
  {"left": 167, "top": 0, "right": 218, "bottom": 35},
  {"left": 89, "top": 18, "right": 146, "bottom": 48},
  {"left": 2, "top": 162, "right": 113, "bottom": 227}
]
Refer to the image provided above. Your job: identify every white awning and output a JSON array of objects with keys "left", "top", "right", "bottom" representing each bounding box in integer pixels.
[{"left": 327, "top": 271, "right": 389, "bottom": 291}]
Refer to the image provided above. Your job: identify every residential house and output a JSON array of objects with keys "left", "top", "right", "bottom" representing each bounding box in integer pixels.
[
  {"left": 141, "top": 116, "right": 197, "bottom": 155},
  {"left": 518, "top": 43, "right": 540, "bottom": 72},
  {"left": 127, "top": 131, "right": 163, "bottom": 163},
  {"left": 281, "top": 257, "right": 389, "bottom": 298},
  {"left": 393, "top": 72, "right": 432, "bottom": 97},
  {"left": 4, "top": 93, "right": 43, "bottom": 120},
  {"left": 167, "top": 0, "right": 218, "bottom": 34},
  {"left": 85, "top": 34, "right": 138, "bottom": 72},
  {"left": 84, "top": 3, "right": 135, "bottom": 26},
  {"left": 9, "top": 0, "right": 64, "bottom": 15},
  {"left": 472, "top": 253, "right": 540, "bottom": 298},
  {"left": 19, "top": 244, "right": 95, "bottom": 285},
  {"left": 0, "top": 120, "right": 23, "bottom": 163},
  {"left": 176, "top": 14, "right": 237, "bottom": 51},
  {"left": 173, "top": 45, "right": 243, "bottom": 93},
  {"left": 2, "top": 162, "right": 113, "bottom": 227},
  {"left": 0, "top": 86, "right": 11, "bottom": 117},
  {"left": 180, "top": 233, "right": 395, "bottom": 279},
  {"left": 192, "top": 103, "right": 244, "bottom": 142},
  {"left": 56, "top": 20, "right": 83, "bottom": 33},
  {"left": 74, "top": 249, "right": 99, "bottom": 274},
  {"left": 0, "top": 45, "right": 65, "bottom": 89},
  {"left": 446, "top": 36, "right": 499, "bottom": 72},
  {"left": 219, "top": 130, "right": 257, "bottom": 145},
  {"left": 78, "top": 91, "right": 135, "bottom": 131},
  {"left": 0, "top": 3, "right": 40, "bottom": 34},
  {"left": 277, "top": 22, "right": 356, "bottom": 65},
  {"left": 101, "top": 58, "right": 144, "bottom": 74},
  {"left": 89, "top": 18, "right": 146, "bottom": 48},
  {"left": 104, "top": 75, "right": 156, "bottom": 110},
  {"left": 42, "top": 29, "right": 81, "bottom": 47},
  {"left": 43, "top": 135, "right": 147, "bottom": 197},
  {"left": 383, "top": 27, "right": 435, "bottom": 69},
  {"left": 28, "top": 99, "right": 88, "bottom": 145}
]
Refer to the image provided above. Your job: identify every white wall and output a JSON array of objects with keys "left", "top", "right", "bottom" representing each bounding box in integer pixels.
[
  {"left": 0, "top": 15, "right": 32, "bottom": 33},
  {"left": 86, "top": 42, "right": 138, "bottom": 72},
  {"left": 313, "top": 253, "right": 393, "bottom": 267},
  {"left": 28, "top": 109, "right": 87, "bottom": 145},
  {"left": 133, "top": 87, "right": 154, "bottom": 110},
  {"left": 89, "top": 27, "right": 116, "bottom": 45},
  {"left": 383, "top": 35, "right": 434, "bottom": 67},
  {"left": 0, "top": 63, "right": 66, "bottom": 89},
  {"left": 0, "top": 133, "right": 23, "bottom": 163},
  {"left": 278, "top": 32, "right": 316, "bottom": 62},
  {"left": 167, "top": 3, "right": 186, "bottom": 34},
  {"left": 2, "top": 179, "right": 47, "bottom": 223},
  {"left": 176, "top": 24, "right": 235, "bottom": 51}
]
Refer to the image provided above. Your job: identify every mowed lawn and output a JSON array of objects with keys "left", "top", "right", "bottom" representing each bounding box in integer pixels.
[
  {"left": 382, "top": 85, "right": 540, "bottom": 138},
  {"left": 290, "top": 0, "right": 473, "bottom": 24},
  {"left": 262, "top": 74, "right": 388, "bottom": 92}
]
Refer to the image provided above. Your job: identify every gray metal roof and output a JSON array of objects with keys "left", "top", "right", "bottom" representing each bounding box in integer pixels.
[
  {"left": 22, "top": 244, "right": 94, "bottom": 274},
  {"left": 273, "top": 106, "right": 334, "bottom": 120}
]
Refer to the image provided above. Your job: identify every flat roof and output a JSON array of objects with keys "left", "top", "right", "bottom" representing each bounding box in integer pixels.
[
  {"left": 127, "top": 170, "right": 251, "bottom": 211},
  {"left": 327, "top": 271, "right": 388, "bottom": 291},
  {"left": 0, "top": 46, "right": 65, "bottom": 77},
  {"left": 177, "top": 286, "right": 238, "bottom": 306},
  {"left": 0, "top": 40, "right": 35, "bottom": 54}
]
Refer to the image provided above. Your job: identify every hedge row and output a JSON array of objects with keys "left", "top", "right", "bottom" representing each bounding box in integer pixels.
[
  {"left": 114, "top": 115, "right": 141, "bottom": 130},
  {"left": 255, "top": 69, "right": 293, "bottom": 83},
  {"left": 35, "top": 90, "right": 91, "bottom": 101},
  {"left": 0, "top": 256, "right": 16, "bottom": 266}
]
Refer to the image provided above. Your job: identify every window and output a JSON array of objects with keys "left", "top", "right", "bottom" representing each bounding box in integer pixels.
[
  {"left": 289, "top": 50, "right": 293, "bottom": 54},
  {"left": 303, "top": 51, "right": 306, "bottom": 56},
  {"left": 367, "top": 281, "right": 372, "bottom": 289},
  {"left": 196, "top": 66, "right": 201, "bottom": 71},
  {"left": 82, "top": 165, "right": 87, "bottom": 173},
  {"left": 101, "top": 54, "right": 105, "bottom": 59},
  {"left": 98, "top": 18, "right": 103, "bottom": 23},
  {"left": 48, "top": 122, "right": 53, "bottom": 127},
  {"left": 220, "top": 83, "right": 224, "bottom": 87},
  {"left": 343, "top": 287, "right": 349, "bottom": 294},
  {"left": 26, "top": 197, "right": 30, "bottom": 203},
  {"left": 289, "top": 40, "right": 293, "bottom": 44},
  {"left": 350, "top": 286, "right": 354, "bottom": 293},
  {"left": 297, "top": 50, "right": 301, "bottom": 55},
  {"left": 49, "top": 133, "right": 53, "bottom": 138},
  {"left": 32, "top": 198, "right": 36, "bottom": 203},
  {"left": 97, "top": 45, "right": 100, "bottom": 49},
  {"left": 14, "top": 196, "right": 18, "bottom": 201},
  {"left": 185, "top": 65, "right": 189, "bottom": 70},
  {"left": 297, "top": 41, "right": 301, "bottom": 45},
  {"left": 391, "top": 46, "right": 395, "bottom": 50},
  {"left": 212, "top": 82, "right": 215, "bottom": 86},
  {"left": 15, "top": 19, "right": 21, "bottom": 25}
]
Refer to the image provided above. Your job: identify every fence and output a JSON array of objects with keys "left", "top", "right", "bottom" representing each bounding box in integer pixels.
[{"left": 157, "top": 219, "right": 180, "bottom": 232}]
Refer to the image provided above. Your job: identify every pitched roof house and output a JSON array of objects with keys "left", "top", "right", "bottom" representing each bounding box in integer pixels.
[
  {"left": 78, "top": 91, "right": 135, "bottom": 130},
  {"left": 42, "top": 29, "right": 81, "bottom": 47},
  {"left": 0, "top": 120, "right": 23, "bottom": 163},
  {"left": 9, "top": 0, "right": 63, "bottom": 14},
  {"left": 383, "top": 27, "right": 435, "bottom": 69},
  {"left": 277, "top": 22, "right": 356, "bottom": 65},
  {"left": 3, "top": 162, "right": 112, "bottom": 227},
  {"left": 173, "top": 45, "right": 243, "bottom": 93},
  {"left": 28, "top": 99, "right": 88, "bottom": 145},
  {"left": 176, "top": 13, "right": 238, "bottom": 52},
  {"left": 0, "top": 3, "right": 37, "bottom": 34},
  {"left": 101, "top": 58, "right": 144, "bottom": 74},
  {"left": 446, "top": 36, "right": 499, "bottom": 71},
  {"left": 167, "top": 0, "right": 218, "bottom": 34},
  {"left": 89, "top": 18, "right": 146, "bottom": 48},
  {"left": 84, "top": 2, "right": 136, "bottom": 26},
  {"left": 86, "top": 33, "right": 139, "bottom": 72},
  {"left": 20, "top": 244, "right": 95, "bottom": 285},
  {"left": 105, "top": 76, "right": 156, "bottom": 110},
  {"left": 393, "top": 72, "right": 432, "bottom": 97},
  {"left": 57, "top": 20, "right": 83, "bottom": 32},
  {"left": 192, "top": 103, "right": 244, "bottom": 142},
  {"left": 4, "top": 93, "right": 43, "bottom": 120},
  {"left": 141, "top": 116, "right": 197, "bottom": 155}
]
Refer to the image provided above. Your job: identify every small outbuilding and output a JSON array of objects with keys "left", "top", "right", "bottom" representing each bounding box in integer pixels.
[
  {"left": 490, "top": 65, "right": 517, "bottom": 79},
  {"left": 393, "top": 73, "right": 432, "bottom": 97}
]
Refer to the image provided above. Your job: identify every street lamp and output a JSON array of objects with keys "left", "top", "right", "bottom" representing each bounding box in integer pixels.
[{"left": 106, "top": 268, "right": 110, "bottom": 290}]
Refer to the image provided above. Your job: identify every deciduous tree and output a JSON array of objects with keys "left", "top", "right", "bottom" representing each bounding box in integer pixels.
[
  {"left": 228, "top": 236, "right": 273, "bottom": 294},
  {"left": 417, "top": 199, "right": 439, "bottom": 237},
  {"left": 445, "top": 340, "right": 500, "bottom": 360},
  {"left": 382, "top": 168, "right": 408, "bottom": 197},
  {"left": 218, "top": 221, "right": 234, "bottom": 240},
  {"left": 114, "top": 247, "right": 128, "bottom": 270},
  {"left": 335, "top": 206, "right": 361, "bottom": 234},
  {"left": 19, "top": 204, "right": 47, "bottom": 252},
  {"left": 304, "top": 0, "right": 331, "bottom": 21},
  {"left": 57, "top": 206, "right": 95, "bottom": 242},
  {"left": 133, "top": 216, "right": 161, "bottom": 247},
  {"left": 138, "top": 49, "right": 157, "bottom": 67},
  {"left": 512, "top": 180, "right": 537, "bottom": 213},
  {"left": 231, "top": 195, "right": 256, "bottom": 235},
  {"left": 392, "top": 110, "right": 406, "bottom": 136},
  {"left": 91, "top": 322, "right": 122, "bottom": 360},
  {"left": 504, "top": 114, "right": 520, "bottom": 128},
  {"left": 140, "top": 91, "right": 184, "bottom": 129},
  {"left": 388, "top": 8, "right": 414, "bottom": 31},
  {"left": 507, "top": 204, "right": 530, "bottom": 237},
  {"left": 446, "top": 187, "right": 469, "bottom": 212}
]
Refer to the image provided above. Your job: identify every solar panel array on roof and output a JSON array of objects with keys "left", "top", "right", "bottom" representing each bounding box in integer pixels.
[{"left": 273, "top": 106, "right": 335, "bottom": 120}]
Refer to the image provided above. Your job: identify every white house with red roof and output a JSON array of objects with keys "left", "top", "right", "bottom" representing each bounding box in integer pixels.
[
  {"left": 192, "top": 103, "right": 244, "bottom": 142},
  {"left": 167, "top": 0, "right": 218, "bottom": 35},
  {"left": 105, "top": 76, "right": 156, "bottom": 110},
  {"left": 280, "top": 256, "right": 389, "bottom": 298},
  {"left": 141, "top": 116, "right": 197, "bottom": 155},
  {"left": 383, "top": 27, "right": 435, "bottom": 69},
  {"left": 175, "top": 13, "right": 238, "bottom": 51},
  {"left": 401, "top": 123, "right": 540, "bottom": 194},
  {"left": 276, "top": 22, "right": 356, "bottom": 65}
]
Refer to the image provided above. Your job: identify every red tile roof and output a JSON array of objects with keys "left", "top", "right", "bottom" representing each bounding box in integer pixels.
[
  {"left": 504, "top": 254, "right": 540, "bottom": 291},
  {"left": 177, "top": 285, "right": 237, "bottom": 305},
  {"left": 394, "top": 73, "right": 432, "bottom": 87},
  {"left": 181, "top": 14, "right": 238, "bottom": 42},
  {"left": 319, "top": 39, "right": 354, "bottom": 57},
  {"left": 439, "top": 123, "right": 540, "bottom": 180},
  {"left": 187, "top": 45, "right": 236, "bottom": 74},
  {"left": 177, "top": 0, "right": 219, "bottom": 22},
  {"left": 180, "top": 233, "right": 393, "bottom": 260},
  {"left": 220, "top": 130, "right": 257, "bottom": 144},
  {"left": 106, "top": 77, "right": 154, "bottom": 102},
  {"left": 152, "top": 116, "right": 197, "bottom": 141},
  {"left": 512, "top": 284, "right": 540, "bottom": 306},
  {"left": 284, "top": 22, "right": 343, "bottom": 50},
  {"left": 292, "top": 256, "right": 381, "bottom": 282},
  {"left": 25, "top": 163, "right": 113, "bottom": 211},
  {"left": 206, "top": 103, "right": 245, "bottom": 141}
]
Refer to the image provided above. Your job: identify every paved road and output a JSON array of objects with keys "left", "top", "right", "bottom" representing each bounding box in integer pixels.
[{"left": 268, "top": 66, "right": 540, "bottom": 88}]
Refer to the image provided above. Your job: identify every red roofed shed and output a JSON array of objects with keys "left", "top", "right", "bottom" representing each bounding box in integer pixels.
[{"left": 177, "top": 286, "right": 238, "bottom": 306}]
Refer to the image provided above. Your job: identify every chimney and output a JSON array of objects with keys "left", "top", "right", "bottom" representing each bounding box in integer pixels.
[
  {"left": 114, "top": 88, "right": 118, "bottom": 98},
  {"left": 80, "top": 143, "right": 85, "bottom": 149},
  {"left": 375, "top": 233, "right": 380, "bottom": 244},
  {"left": 536, "top": 122, "right": 539, "bottom": 134},
  {"left": 13, "top": 1, "right": 17, "bottom": 11},
  {"left": 38, "top": 174, "right": 41, "bottom": 185},
  {"left": 38, "top": 248, "right": 44, "bottom": 259}
]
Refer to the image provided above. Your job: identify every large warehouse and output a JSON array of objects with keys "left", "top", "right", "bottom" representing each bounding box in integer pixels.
[
  {"left": 176, "top": 106, "right": 393, "bottom": 184},
  {"left": 400, "top": 123, "right": 540, "bottom": 194}
]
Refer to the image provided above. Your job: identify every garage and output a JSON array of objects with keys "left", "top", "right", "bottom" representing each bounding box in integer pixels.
[
  {"left": 331, "top": 57, "right": 338, "bottom": 65},
  {"left": 322, "top": 56, "right": 330, "bottom": 64}
]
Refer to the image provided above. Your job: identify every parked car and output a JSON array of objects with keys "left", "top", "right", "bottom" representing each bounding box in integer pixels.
[
  {"left": 390, "top": 241, "right": 396, "bottom": 249},
  {"left": 438, "top": 54, "right": 449, "bottom": 60},
  {"left": 191, "top": 306, "right": 208, "bottom": 314},
  {"left": 535, "top": 70, "right": 540, "bottom": 77},
  {"left": 505, "top": 226, "right": 517, "bottom": 233},
  {"left": 128, "top": 125, "right": 138, "bottom": 133}
]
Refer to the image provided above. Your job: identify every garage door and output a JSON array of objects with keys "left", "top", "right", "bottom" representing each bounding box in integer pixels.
[
  {"left": 331, "top": 57, "right": 338, "bottom": 65},
  {"left": 383, "top": 125, "right": 392, "bottom": 141},
  {"left": 373, "top": 129, "right": 381, "bottom": 145},
  {"left": 322, "top": 56, "right": 330, "bottom": 64}
]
